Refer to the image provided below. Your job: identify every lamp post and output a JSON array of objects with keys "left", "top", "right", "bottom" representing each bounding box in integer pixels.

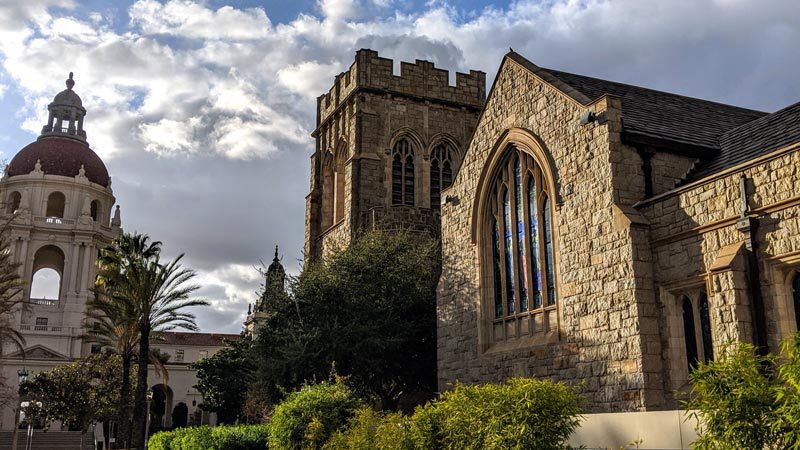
[
  {"left": 11, "top": 368, "right": 29, "bottom": 450},
  {"left": 144, "top": 390, "right": 153, "bottom": 449}
]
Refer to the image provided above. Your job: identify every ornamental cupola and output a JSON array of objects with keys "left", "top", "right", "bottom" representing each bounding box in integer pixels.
[
  {"left": 253, "top": 246, "right": 286, "bottom": 313},
  {"left": 40, "top": 72, "right": 87, "bottom": 142}
]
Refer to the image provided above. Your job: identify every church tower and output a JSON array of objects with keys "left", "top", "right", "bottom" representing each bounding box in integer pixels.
[
  {"left": 245, "top": 245, "right": 286, "bottom": 336},
  {"left": 304, "top": 49, "right": 485, "bottom": 260},
  {"left": 0, "top": 73, "right": 121, "bottom": 361}
]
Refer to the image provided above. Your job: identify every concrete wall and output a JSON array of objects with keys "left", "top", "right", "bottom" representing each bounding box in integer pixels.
[{"left": 570, "top": 410, "right": 699, "bottom": 449}]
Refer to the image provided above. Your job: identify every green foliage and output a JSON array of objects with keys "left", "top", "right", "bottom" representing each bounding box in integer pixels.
[
  {"left": 685, "top": 342, "right": 783, "bottom": 450},
  {"left": 418, "top": 378, "right": 583, "bottom": 450},
  {"left": 191, "top": 333, "right": 255, "bottom": 423},
  {"left": 148, "top": 424, "right": 270, "bottom": 450},
  {"left": 255, "top": 230, "right": 439, "bottom": 409},
  {"left": 324, "top": 407, "right": 415, "bottom": 450},
  {"left": 774, "top": 333, "right": 800, "bottom": 448},
  {"left": 21, "top": 354, "right": 129, "bottom": 433},
  {"left": 269, "top": 379, "right": 361, "bottom": 450}
]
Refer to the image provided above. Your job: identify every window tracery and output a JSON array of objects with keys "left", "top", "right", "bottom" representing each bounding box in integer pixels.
[{"left": 392, "top": 138, "right": 415, "bottom": 206}]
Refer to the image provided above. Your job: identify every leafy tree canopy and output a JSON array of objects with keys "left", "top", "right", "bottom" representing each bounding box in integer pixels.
[
  {"left": 191, "top": 334, "right": 255, "bottom": 424},
  {"left": 254, "top": 230, "right": 439, "bottom": 410}
]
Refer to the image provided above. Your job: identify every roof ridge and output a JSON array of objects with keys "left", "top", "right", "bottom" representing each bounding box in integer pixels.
[{"left": 543, "top": 67, "right": 768, "bottom": 116}]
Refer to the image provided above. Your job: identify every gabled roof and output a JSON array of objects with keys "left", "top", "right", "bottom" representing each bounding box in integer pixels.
[{"left": 505, "top": 51, "right": 767, "bottom": 152}]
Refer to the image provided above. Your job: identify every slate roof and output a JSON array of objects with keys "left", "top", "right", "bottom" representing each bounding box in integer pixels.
[
  {"left": 691, "top": 101, "right": 800, "bottom": 178},
  {"left": 156, "top": 332, "right": 239, "bottom": 347},
  {"left": 505, "top": 52, "right": 800, "bottom": 182}
]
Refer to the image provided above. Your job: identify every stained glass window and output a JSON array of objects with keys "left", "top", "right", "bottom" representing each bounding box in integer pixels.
[
  {"left": 392, "top": 139, "right": 414, "bottom": 206},
  {"left": 528, "top": 176, "right": 542, "bottom": 309},
  {"left": 430, "top": 144, "right": 455, "bottom": 210},
  {"left": 503, "top": 188, "right": 515, "bottom": 315},
  {"left": 698, "top": 294, "right": 714, "bottom": 363},
  {"left": 486, "top": 145, "right": 557, "bottom": 327},
  {"left": 492, "top": 218, "right": 503, "bottom": 318}
]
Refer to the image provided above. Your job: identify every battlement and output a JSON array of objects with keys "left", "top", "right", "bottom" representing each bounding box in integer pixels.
[{"left": 318, "top": 49, "right": 486, "bottom": 124}]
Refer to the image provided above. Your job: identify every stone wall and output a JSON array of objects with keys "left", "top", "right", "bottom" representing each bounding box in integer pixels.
[
  {"left": 438, "top": 55, "right": 657, "bottom": 412},
  {"left": 305, "top": 50, "right": 484, "bottom": 260}
]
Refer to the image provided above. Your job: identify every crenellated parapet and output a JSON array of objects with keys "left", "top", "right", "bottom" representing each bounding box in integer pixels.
[{"left": 317, "top": 49, "right": 486, "bottom": 125}]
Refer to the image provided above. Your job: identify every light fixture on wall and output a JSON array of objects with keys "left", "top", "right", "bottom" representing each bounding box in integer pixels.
[{"left": 579, "top": 111, "right": 607, "bottom": 126}]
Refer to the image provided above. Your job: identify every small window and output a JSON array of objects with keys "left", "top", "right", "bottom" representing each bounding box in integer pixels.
[
  {"left": 34, "top": 317, "right": 48, "bottom": 331},
  {"left": 90, "top": 200, "right": 100, "bottom": 222},
  {"left": 175, "top": 349, "right": 184, "bottom": 362},
  {"left": 8, "top": 191, "right": 21, "bottom": 214},
  {"left": 46, "top": 192, "right": 66, "bottom": 218},
  {"left": 682, "top": 296, "right": 699, "bottom": 371}
]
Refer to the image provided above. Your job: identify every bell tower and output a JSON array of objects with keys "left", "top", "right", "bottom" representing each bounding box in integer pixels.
[{"left": 0, "top": 73, "right": 122, "bottom": 361}]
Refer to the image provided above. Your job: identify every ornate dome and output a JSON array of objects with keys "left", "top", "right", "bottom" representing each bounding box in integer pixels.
[{"left": 7, "top": 137, "right": 110, "bottom": 187}]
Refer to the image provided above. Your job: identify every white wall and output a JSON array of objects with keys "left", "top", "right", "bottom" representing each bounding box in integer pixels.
[{"left": 569, "top": 410, "right": 700, "bottom": 450}]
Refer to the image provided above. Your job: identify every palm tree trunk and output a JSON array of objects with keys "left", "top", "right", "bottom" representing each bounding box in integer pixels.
[
  {"left": 115, "top": 354, "right": 133, "bottom": 449},
  {"left": 131, "top": 328, "right": 151, "bottom": 449}
]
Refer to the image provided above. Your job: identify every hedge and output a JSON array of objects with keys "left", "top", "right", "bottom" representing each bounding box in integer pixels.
[{"left": 147, "top": 423, "right": 270, "bottom": 450}]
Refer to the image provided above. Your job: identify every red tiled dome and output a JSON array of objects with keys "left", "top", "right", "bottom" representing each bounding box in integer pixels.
[{"left": 7, "top": 137, "right": 110, "bottom": 187}]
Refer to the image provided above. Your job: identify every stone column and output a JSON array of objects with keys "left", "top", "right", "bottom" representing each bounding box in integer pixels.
[{"left": 709, "top": 242, "right": 753, "bottom": 354}]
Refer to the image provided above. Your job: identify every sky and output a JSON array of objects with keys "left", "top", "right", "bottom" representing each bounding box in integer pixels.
[{"left": 0, "top": 0, "right": 798, "bottom": 333}]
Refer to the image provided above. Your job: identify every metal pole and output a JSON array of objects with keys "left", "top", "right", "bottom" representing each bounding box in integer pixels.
[
  {"left": 11, "top": 404, "right": 20, "bottom": 450},
  {"left": 144, "top": 399, "right": 152, "bottom": 449},
  {"left": 25, "top": 424, "right": 32, "bottom": 450}
]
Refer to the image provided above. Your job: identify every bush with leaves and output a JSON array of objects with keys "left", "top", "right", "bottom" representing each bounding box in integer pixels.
[
  {"left": 269, "top": 379, "right": 360, "bottom": 449},
  {"left": 685, "top": 342, "right": 783, "bottom": 450},
  {"left": 418, "top": 378, "right": 583, "bottom": 450},
  {"left": 191, "top": 333, "right": 255, "bottom": 424},
  {"left": 148, "top": 424, "right": 270, "bottom": 450},
  {"left": 323, "top": 407, "right": 415, "bottom": 450},
  {"left": 775, "top": 333, "right": 800, "bottom": 448}
]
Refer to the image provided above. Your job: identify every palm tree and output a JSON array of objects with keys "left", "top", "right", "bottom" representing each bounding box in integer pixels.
[
  {"left": 87, "top": 233, "right": 162, "bottom": 449},
  {"left": 117, "top": 252, "right": 207, "bottom": 449},
  {"left": 84, "top": 294, "right": 170, "bottom": 449}
]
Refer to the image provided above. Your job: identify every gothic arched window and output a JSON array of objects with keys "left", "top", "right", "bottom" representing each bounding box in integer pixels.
[
  {"left": 333, "top": 149, "right": 346, "bottom": 223},
  {"left": 486, "top": 146, "right": 556, "bottom": 339},
  {"left": 793, "top": 273, "right": 800, "bottom": 331},
  {"left": 430, "top": 143, "right": 454, "bottom": 210},
  {"left": 392, "top": 138, "right": 415, "bottom": 206}
]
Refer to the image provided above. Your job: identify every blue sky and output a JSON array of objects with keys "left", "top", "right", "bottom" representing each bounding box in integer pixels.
[{"left": 0, "top": 0, "right": 798, "bottom": 332}]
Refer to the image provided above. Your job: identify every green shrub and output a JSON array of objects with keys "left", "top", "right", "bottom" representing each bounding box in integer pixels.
[
  {"left": 146, "top": 424, "right": 270, "bottom": 450},
  {"left": 776, "top": 333, "right": 800, "bottom": 448},
  {"left": 685, "top": 342, "right": 783, "bottom": 450},
  {"left": 269, "top": 379, "right": 360, "bottom": 449},
  {"left": 420, "top": 378, "right": 583, "bottom": 450},
  {"left": 323, "top": 407, "right": 415, "bottom": 450},
  {"left": 211, "top": 423, "right": 271, "bottom": 450}
]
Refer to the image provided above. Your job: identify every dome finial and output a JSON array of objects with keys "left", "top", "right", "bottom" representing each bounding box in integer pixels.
[
  {"left": 274, "top": 245, "right": 279, "bottom": 261},
  {"left": 66, "top": 72, "right": 75, "bottom": 90}
]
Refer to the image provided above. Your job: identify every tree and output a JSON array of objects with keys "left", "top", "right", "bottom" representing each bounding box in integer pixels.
[
  {"left": 254, "top": 230, "right": 439, "bottom": 410},
  {"left": 191, "top": 333, "right": 255, "bottom": 424},
  {"left": 21, "top": 354, "right": 129, "bottom": 448},
  {"left": 86, "top": 233, "right": 164, "bottom": 448},
  {"left": 124, "top": 253, "right": 207, "bottom": 449}
]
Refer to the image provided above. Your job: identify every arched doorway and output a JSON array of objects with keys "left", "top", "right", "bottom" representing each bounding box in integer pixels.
[{"left": 150, "top": 384, "right": 174, "bottom": 432}]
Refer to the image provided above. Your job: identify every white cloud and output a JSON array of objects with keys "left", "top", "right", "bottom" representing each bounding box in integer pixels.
[{"left": 0, "top": 0, "right": 798, "bottom": 331}]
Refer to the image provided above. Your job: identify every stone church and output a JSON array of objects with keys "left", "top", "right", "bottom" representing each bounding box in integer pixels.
[{"left": 305, "top": 49, "right": 800, "bottom": 412}]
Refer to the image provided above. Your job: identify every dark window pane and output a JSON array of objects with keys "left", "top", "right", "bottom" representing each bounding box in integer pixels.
[
  {"left": 683, "top": 297, "right": 699, "bottom": 371},
  {"left": 431, "top": 159, "right": 441, "bottom": 210},
  {"left": 699, "top": 294, "right": 714, "bottom": 363},
  {"left": 794, "top": 274, "right": 800, "bottom": 331},
  {"left": 492, "top": 218, "right": 503, "bottom": 318},
  {"left": 542, "top": 196, "right": 555, "bottom": 305}
]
